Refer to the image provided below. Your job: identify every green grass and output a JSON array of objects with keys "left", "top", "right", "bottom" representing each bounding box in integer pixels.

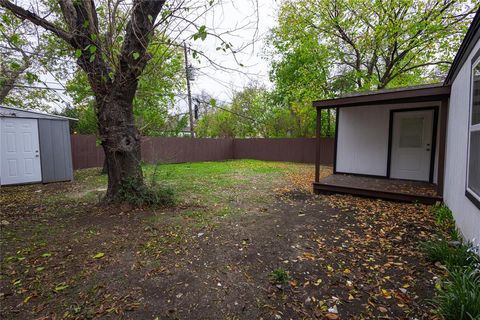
[
  {"left": 142, "top": 160, "right": 290, "bottom": 194},
  {"left": 121, "top": 160, "right": 301, "bottom": 249},
  {"left": 423, "top": 240, "right": 478, "bottom": 270},
  {"left": 426, "top": 204, "right": 480, "bottom": 320},
  {"left": 432, "top": 203, "right": 454, "bottom": 226},
  {"left": 270, "top": 268, "right": 290, "bottom": 285},
  {"left": 1, "top": 160, "right": 310, "bottom": 318},
  {"left": 431, "top": 204, "right": 459, "bottom": 240},
  {"left": 118, "top": 177, "right": 176, "bottom": 207},
  {"left": 71, "top": 160, "right": 296, "bottom": 221},
  {"left": 435, "top": 268, "right": 480, "bottom": 320},
  {"left": 73, "top": 168, "right": 107, "bottom": 188},
  {"left": 73, "top": 160, "right": 292, "bottom": 203}
]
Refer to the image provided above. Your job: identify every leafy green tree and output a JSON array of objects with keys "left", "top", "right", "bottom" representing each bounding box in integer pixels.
[
  {"left": 195, "top": 83, "right": 335, "bottom": 138},
  {"left": 0, "top": 10, "right": 69, "bottom": 110},
  {"left": 196, "top": 107, "right": 236, "bottom": 138},
  {"left": 227, "top": 84, "right": 271, "bottom": 138},
  {"left": 64, "top": 37, "right": 185, "bottom": 137},
  {"left": 0, "top": 0, "right": 243, "bottom": 202},
  {"left": 272, "top": 0, "right": 477, "bottom": 91},
  {"left": 196, "top": 84, "right": 273, "bottom": 138},
  {"left": 267, "top": 0, "right": 477, "bottom": 136}
]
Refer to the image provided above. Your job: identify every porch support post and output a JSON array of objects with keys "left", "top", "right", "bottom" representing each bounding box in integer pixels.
[
  {"left": 437, "top": 99, "right": 449, "bottom": 197},
  {"left": 315, "top": 107, "right": 322, "bottom": 183}
]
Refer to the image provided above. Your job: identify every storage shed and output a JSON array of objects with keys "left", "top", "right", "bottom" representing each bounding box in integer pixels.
[{"left": 0, "top": 105, "right": 75, "bottom": 186}]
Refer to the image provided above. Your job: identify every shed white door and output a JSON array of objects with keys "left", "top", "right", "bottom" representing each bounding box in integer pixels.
[
  {"left": 1, "top": 118, "right": 42, "bottom": 185},
  {"left": 390, "top": 110, "right": 434, "bottom": 181}
]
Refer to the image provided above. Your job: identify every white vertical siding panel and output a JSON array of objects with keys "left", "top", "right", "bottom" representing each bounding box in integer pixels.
[
  {"left": 444, "top": 40, "right": 480, "bottom": 249},
  {"left": 336, "top": 102, "right": 440, "bottom": 181}
]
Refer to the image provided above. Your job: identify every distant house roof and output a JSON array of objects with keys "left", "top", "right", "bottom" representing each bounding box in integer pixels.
[
  {"left": 0, "top": 105, "right": 77, "bottom": 121},
  {"left": 312, "top": 83, "right": 450, "bottom": 109},
  {"left": 444, "top": 8, "right": 480, "bottom": 85}
]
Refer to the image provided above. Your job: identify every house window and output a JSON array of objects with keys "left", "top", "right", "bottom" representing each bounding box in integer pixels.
[
  {"left": 467, "top": 59, "right": 480, "bottom": 205},
  {"left": 399, "top": 117, "right": 424, "bottom": 148}
]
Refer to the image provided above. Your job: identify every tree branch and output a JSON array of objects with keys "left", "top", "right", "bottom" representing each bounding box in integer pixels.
[
  {"left": 0, "top": 0, "right": 72, "bottom": 43},
  {"left": 113, "top": 0, "right": 166, "bottom": 94}
]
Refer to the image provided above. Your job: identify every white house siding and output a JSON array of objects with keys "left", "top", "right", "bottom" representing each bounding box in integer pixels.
[
  {"left": 444, "top": 40, "right": 480, "bottom": 249},
  {"left": 336, "top": 101, "right": 441, "bottom": 182}
]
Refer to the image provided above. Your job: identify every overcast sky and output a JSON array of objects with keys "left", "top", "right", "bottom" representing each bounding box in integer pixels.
[
  {"left": 39, "top": 0, "right": 280, "bottom": 112},
  {"left": 186, "top": 0, "right": 280, "bottom": 103}
]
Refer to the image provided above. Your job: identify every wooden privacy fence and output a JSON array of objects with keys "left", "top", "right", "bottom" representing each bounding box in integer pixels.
[{"left": 70, "top": 135, "right": 334, "bottom": 170}]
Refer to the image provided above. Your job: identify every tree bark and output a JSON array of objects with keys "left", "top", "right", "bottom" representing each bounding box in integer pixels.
[
  {"left": 96, "top": 85, "right": 143, "bottom": 202},
  {"left": 101, "top": 157, "right": 108, "bottom": 175},
  {"left": 1, "top": 0, "right": 166, "bottom": 203}
]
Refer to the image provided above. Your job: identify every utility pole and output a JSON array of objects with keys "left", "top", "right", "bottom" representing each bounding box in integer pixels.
[{"left": 184, "top": 42, "right": 195, "bottom": 138}]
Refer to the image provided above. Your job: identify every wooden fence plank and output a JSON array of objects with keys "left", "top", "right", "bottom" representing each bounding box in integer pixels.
[{"left": 70, "top": 135, "right": 334, "bottom": 170}]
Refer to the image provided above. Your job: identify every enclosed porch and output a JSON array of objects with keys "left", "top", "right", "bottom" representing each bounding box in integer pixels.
[{"left": 312, "top": 84, "right": 451, "bottom": 204}]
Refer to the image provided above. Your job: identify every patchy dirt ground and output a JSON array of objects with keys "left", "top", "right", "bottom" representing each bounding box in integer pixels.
[{"left": 0, "top": 161, "right": 444, "bottom": 319}]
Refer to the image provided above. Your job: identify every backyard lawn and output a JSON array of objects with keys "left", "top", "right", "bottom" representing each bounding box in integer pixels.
[{"left": 1, "top": 160, "right": 446, "bottom": 319}]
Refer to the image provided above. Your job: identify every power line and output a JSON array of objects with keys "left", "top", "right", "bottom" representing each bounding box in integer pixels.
[
  {"left": 0, "top": 45, "right": 75, "bottom": 64},
  {"left": 6, "top": 83, "right": 187, "bottom": 98},
  {"left": 5, "top": 83, "right": 69, "bottom": 91},
  {"left": 2, "top": 56, "right": 260, "bottom": 125},
  {"left": 8, "top": 83, "right": 259, "bottom": 123},
  {"left": 194, "top": 97, "right": 257, "bottom": 123}
]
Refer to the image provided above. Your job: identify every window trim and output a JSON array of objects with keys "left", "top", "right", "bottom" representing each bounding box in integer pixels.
[{"left": 466, "top": 54, "right": 480, "bottom": 209}]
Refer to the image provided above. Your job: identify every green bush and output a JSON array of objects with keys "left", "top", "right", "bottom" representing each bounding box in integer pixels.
[
  {"left": 435, "top": 268, "right": 480, "bottom": 320},
  {"left": 270, "top": 268, "right": 290, "bottom": 285},
  {"left": 432, "top": 204, "right": 459, "bottom": 240},
  {"left": 427, "top": 204, "right": 480, "bottom": 319},
  {"left": 423, "top": 240, "right": 478, "bottom": 270},
  {"left": 119, "top": 177, "right": 175, "bottom": 208},
  {"left": 432, "top": 203, "right": 454, "bottom": 225}
]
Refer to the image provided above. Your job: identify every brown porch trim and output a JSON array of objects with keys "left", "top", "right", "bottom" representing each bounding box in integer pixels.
[
  {"left": 313, "top": 84, "right": 450, "bottom": 109},
  {"left": 333, "top": 107, "right": 339, "bottom": 174},
  {"left": 437, "top": 99, "right": 449, "bottom": 196},
  {"left": 313, "top": 182, "right": 442, "bottom": 205},
  {"left": 314, "top": 107, "right": 322, "bottom": 182}
]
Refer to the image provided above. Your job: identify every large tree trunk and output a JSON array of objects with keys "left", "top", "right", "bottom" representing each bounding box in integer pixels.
[
  {"left": 0, "top": 0, "right": 166, "bottom": 204},
  {"left": 97, "top": 88, "right": 143, "bottom": 202},
  {"left": 101, "top": 158, "right": 108, "bottom": 175}
]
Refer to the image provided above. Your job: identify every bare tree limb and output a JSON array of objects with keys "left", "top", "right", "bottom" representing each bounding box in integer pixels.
[{"left": 0, "top": 0, "right": 72, "bottom": 43}]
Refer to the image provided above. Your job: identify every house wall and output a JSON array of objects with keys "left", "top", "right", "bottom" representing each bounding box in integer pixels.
[
  {"left": 336, "top": 101, "right": 441, "bottom": 182},
  {"left": 444, "top": 40, "right": 480, "bottom": 249},
  {"left": 38, "top": 119, "right": 73, "bottom": 183}
]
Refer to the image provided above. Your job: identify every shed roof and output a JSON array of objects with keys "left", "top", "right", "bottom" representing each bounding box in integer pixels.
[
  {"left": 312, "top": 83, "right": 450, "bottom": 109},
  {"left": 0, "top": 105, "right": 77, "bottom": 121}
]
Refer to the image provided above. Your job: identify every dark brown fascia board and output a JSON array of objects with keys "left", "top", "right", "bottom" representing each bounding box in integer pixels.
[{"left": 313, "top": 85, "right": 451, "bottom": 109}]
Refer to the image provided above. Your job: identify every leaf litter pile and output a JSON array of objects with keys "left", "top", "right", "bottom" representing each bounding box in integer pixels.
[{"left": 0, "top": 163, "right": 446, "bottom": 319}]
